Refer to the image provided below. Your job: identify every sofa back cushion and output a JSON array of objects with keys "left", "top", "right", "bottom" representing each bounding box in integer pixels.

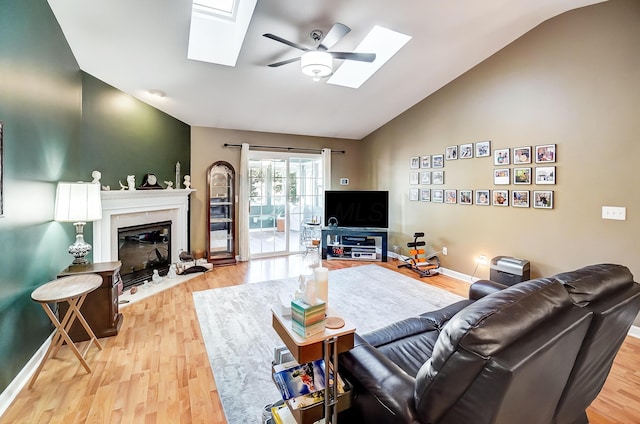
[
  {"left": 414, "top": 278, "right": 591, "bottom": 424},
  {"left": 553, "top": 263, "right": 634, "bottom": 306},
  {"left": 551, "top": 264, "right": 640, "bottom": 423}
]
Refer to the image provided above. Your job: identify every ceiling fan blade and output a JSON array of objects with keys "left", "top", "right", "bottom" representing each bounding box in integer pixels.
[
  {"left": 267, "top": 57, "right": 302, "bottom": 67},
  {"left": 330, "top": 52, "right": 376, "bottom": 62},
  {"left": 263, "top": 33, "right": 310, "bottom": 52},
  {"left": 318, "top": 23, "right": 351, "bottom": 51}
]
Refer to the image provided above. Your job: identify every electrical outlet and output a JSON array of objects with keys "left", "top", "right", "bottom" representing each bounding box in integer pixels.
[{"left": 442, "top": 247, "right": 448, "bottom": 255}]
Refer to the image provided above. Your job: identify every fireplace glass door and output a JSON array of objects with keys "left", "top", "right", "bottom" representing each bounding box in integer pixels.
[{"left": 207, "top": 161, "right": 237, "bottom": 266}]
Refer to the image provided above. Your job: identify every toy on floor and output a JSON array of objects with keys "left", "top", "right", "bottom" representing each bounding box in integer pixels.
[{"left": 397, "top": 232, "right": 441, "bottom": 277}]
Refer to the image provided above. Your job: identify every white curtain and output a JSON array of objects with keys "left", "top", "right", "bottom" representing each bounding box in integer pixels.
[
  {"left": 321, "top": 148, "right": 332, "bottom": 191},
  {"left": 238, "top": 143, "right": 250, "bottom": 262}
]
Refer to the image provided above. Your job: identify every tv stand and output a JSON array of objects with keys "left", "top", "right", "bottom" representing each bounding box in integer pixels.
[{"left": 321, "top": 227, "right": 388, "bottom": 262}]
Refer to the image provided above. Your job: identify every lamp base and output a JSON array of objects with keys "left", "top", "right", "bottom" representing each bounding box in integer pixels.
[{"left": 69, "top": 222, "right": 92, "bottom": 265}]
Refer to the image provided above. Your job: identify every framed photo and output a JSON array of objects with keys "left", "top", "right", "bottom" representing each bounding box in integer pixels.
[
  {"left": 409, "top": 172, "right": 419, "bottom": 185},
  {"left": 459, "top": 190, "right": 472, "bottom": 204},
  {"left": 420, "top": 155, "right": 431, "bottom": 168},
  {"left": 493, "top": 168, "right": 510, "bottom": 185},
  {"left": 535, "top": 166, "right": 556, "bottom": 184},
  {"left": 432, "top": 154, "right": 444, "bottom": 168},
  {"left": 476, "top": 190, "right": 490, "bottom": 205},
  {"left": 534, "top": 190, "right": 554, "bottom": 209},
  {"left": 420, "top": 189, "right": 431, "bottom": 202},
  {"left": 410, "top": 156, "right": 420, "bottom": 169},
  {"left": 409, "top": 188, "right": 419, "bottom": 201},
  {"left": 445, "top": 146, "right": 458, "bottom": 160},
  {"left": 475, "top": 140, "right": 491, "bottom": 158},
  {"left": 513, "top": 146, "right": 532, "bottom": 164},
  {"left": 512, "top": 190, "right": 530, "bottom": 208},
  {"left": 432, "top": 189, "right": 444, "bottom": 203},
  {"left": 431, "top": 170, "right": 444, "bottom": 185},
  {"left": 0, "top": 121, "right": 3, "bottom": 217},
  {"left": 513, "top": 167, "right": 532, "bottom": 184},
  {"left": 459, "top": 143, "right": 473, "bottom": 159},
  {"left": 535, "top": 144, "right": 556, "bottom": 163},
  {"left": 420, "top": 171, "right": 431, "bottom": 185},
  {"left": 494, "top": 148, "right": 510, "bottom": 165},
  {"left": 493, "top": 190, "right": 509, "bottom": 206},
  {"left": 444, "top": 189, "right": 457, "bottom": 204},
  {"left": 533, "top": 190, "right": 553, "bottom": 209}
]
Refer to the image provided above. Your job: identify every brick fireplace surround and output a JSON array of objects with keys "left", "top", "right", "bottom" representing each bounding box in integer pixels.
[{"left": 92, "top": 189, "right": 195, "bottom": 265}]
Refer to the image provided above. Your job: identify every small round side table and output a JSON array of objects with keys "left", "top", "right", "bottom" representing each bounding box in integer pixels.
[{"left": 29, "top": 274, "right": 103, "bottom": 389}]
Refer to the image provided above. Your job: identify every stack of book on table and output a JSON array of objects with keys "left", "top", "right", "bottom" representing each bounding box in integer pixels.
[{"left": 290, "top": 298, "right": 326, "bottom": 338}]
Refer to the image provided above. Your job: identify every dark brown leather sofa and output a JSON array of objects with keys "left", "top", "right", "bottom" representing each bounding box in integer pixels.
[{"left": 338, "top": 264, "right": 640, "bottom": 424}]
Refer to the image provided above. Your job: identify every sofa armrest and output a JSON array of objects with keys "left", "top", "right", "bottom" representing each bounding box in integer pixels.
[
  {"left": 419, "top": 299, "right": 475, "bottom": 329},
  {"left": 469, "top": 279, "right": 509, "bottom": 300},
  {"left": 339, "top": 335, "right": 421, "bottom": 424},
  {"left": 362, "top": 317, "right": 438, "bottom": 348}
]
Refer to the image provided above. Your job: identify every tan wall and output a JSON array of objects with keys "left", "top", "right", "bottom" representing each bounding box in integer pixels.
[
  {"left": 362, "top": 0, "right": 640, "bottom": 285},
  {"left": 190, "top": 127, "right": 364, "bottom": 253}
]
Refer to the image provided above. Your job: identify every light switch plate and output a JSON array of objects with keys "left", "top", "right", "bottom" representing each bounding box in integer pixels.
[
  {"left": 602, "top": 206, "right": 626, "bottom": 220},
  {"left": 339, "top": 178, "right": 349, "bottom": 185}
]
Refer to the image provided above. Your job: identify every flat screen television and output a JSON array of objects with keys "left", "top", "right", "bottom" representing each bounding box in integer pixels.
[{"left": 324, "top": 190, "right": 389, "bottom": 228}]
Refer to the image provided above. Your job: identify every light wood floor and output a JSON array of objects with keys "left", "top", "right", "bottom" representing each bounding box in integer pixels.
[{"left": 2, "top": 258, "right": 639, "bottom": 423}]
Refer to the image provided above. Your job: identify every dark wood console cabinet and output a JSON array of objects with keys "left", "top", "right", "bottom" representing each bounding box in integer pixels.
[{"left": 57, "top": 261, "right": 124, "bottom": 342}]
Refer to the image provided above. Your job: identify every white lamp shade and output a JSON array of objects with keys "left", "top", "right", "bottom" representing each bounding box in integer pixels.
[
  {"left": 301, "top": 51, "right": 333, "bottom": 78},
  {"left": 54, "top": 182, "right": 102, "bottom": 222}
]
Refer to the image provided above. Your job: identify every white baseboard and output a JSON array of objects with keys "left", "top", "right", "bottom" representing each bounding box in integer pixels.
[
  {"left": 628, "top": 325, "right": 640, "bottom": 339},
  {"left": 440, "top": 267, "right": 473, "bottom": 284},
  {"left": 0, "top": 334, "right": 52, "bottom": 418}
]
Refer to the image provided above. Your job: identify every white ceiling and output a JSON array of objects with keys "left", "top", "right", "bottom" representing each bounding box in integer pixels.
[{"left": 47, "top": 0, "right": 605, "bottom": 140}]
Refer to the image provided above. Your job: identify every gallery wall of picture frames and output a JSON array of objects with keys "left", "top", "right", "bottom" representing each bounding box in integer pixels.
[{"left": 409, "top": 141, "right": 555, "bottom": 209}]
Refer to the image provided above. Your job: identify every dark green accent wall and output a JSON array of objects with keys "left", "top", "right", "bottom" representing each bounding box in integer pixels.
[
  {"left": 80, "top": 73, "right": 190, "bottom": 190},
  {"left": 0, "top": 0, "right": 190, "bottom": 394}
]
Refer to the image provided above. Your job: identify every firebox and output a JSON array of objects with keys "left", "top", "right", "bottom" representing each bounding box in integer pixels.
[{"left": 118, "top": 221, "right": 171, "bottom": 289}]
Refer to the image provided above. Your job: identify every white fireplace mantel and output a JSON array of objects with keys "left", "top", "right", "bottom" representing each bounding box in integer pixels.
[{"left": 92, "top": 189, "right": 195, "bottom": 264}]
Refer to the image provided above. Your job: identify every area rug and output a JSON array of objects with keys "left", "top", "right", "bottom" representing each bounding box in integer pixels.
[{"left": 192, "top": 264, "right": 464, "bottom": 424}]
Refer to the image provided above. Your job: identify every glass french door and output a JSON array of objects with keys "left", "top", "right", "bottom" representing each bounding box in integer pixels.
[{"left": 248, "top": 152, "right": 324, "bottom": 257}]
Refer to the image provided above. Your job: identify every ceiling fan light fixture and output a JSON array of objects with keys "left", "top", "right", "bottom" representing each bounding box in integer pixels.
[{"left": 300, "top": 51, "right": 332, "bottom": 80}]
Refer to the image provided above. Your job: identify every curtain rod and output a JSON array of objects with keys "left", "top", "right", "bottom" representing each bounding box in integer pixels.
[{"left": 223, "top": 143, "right": 345, "bottom": 154}]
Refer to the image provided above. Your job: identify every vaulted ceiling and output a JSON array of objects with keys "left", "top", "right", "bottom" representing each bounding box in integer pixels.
[{"left": 48, "top": 0, "right": 605, "bottom": 139}]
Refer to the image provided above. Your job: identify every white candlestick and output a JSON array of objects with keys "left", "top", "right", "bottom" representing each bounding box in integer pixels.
[{"left": 314, "top": 267, "right": 329, "bottom": 307}]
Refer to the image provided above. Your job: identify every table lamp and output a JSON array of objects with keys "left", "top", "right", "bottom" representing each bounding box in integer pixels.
[{"left": 54, "top": 181, "right": 102, "bottom": 265}]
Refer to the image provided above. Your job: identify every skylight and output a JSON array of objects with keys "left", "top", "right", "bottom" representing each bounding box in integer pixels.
[
  {"left": 328, "top": 26, "right": 412, "bottom": 89},
  {"left": 188, "top": 0, "right": 256, "bottom": 66},
  {"left": 193, "top": 0, "right": 236, "bottom": 18}
]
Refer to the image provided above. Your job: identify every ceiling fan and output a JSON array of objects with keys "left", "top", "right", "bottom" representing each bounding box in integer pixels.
[{"left": 263, "top": 23, "right": 376, "bottom": 81}]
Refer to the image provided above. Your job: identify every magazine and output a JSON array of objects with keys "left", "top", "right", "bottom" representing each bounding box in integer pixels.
[
  {"left": 273, "top": 359, "right": 326, "bottom": 400},
  {"left": 286, "top": 363, "right": 347, "bottom": 410}
]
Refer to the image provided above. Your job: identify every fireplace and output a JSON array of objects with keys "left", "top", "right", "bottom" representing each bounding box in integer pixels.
[
  {"left": 92, "top": 189, "right": 194, "bottom": 278},
  {"left": 118, "top": 221, "right": 172, "bottom": 289}
]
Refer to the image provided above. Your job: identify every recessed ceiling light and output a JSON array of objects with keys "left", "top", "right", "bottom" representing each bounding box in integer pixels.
[
  {"left": 148, "top": 89, "right": 166, "bottom": 98},
  {"left": 328, "top": 26, "right": 412, "bottom": 89}
]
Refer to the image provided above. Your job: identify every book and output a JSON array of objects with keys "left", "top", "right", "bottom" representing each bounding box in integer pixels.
[
  {"left": 271, "top": 403, "right": 296, "bottom": 424},
  {"left": 290, "top": 299, "right": 326, "bottom": 326},
  {"left": 273, "top": 359, "right": 326, "bottom": 400},
  {"left": 291, "top": 319, "right": 325, "bottom": 338}
]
